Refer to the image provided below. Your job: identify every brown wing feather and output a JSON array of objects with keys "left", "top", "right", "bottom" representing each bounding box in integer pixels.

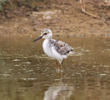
[{"left": 50, "top": 39, "right": 73, "bottom": 55}]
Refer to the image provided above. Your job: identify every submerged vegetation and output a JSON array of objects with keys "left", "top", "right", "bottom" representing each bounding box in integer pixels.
[{"left": 0, "top": 0, "right": 49, "bottom": 11}]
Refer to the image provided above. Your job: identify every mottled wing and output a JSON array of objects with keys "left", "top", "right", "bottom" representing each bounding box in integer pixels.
[{"left": 50, "top": 39, "right": 74, "bottom": 55}]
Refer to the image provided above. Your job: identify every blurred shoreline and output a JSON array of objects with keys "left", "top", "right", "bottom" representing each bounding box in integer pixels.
[{"left": 0, "top": 0, "right": 110, "bottom": 38}]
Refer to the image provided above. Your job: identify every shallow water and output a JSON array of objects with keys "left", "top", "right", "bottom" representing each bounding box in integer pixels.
[{"left": 0, "top": 35, "right": 110, "bottom": 100}]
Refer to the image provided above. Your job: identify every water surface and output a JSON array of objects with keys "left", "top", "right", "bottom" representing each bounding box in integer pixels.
[{"left": 0, "top": 35, "right": 110, "bottom": 100}]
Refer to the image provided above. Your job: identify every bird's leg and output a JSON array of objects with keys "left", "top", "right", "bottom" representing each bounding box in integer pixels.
[
  {"left": 60, "top": 60, "right": 63, "bottom": 73},
  {"left": 59, "top": 60, "right": 64, "bottom": 80},
  {"left": 56, "top": 60, "right": 64, "bottom": 73},
  {"left": 55, "top": 60, "right": 64, "bottom": 80},
  {"left": 56, "top": 60, "right": 60, "bottom": 73}
]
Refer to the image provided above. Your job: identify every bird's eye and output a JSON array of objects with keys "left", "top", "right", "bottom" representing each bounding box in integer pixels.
[{"left": 44, "top": 33, "right": 47, "bottom": 35}]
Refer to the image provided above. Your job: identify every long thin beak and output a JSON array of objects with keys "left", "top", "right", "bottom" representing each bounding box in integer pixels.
[{"left": 33, "top": 35, "right": 43, "bottom": 42}]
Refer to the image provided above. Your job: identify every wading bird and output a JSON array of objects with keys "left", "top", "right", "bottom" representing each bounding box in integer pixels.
[{"left": 33, "top": 28, "right": 74, "bottom": 72}]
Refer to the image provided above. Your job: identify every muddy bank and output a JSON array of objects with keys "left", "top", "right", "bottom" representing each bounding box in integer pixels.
[{"left": 0, "top": 0, "right": 110, "bottom": 38}]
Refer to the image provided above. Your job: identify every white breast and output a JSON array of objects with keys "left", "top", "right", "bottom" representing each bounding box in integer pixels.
[
  {"left": 42, "top": 39, "right": 63, "bottom": 62},
  {"left": 43, "top": 39, "right": 53, "bottom": 58}
]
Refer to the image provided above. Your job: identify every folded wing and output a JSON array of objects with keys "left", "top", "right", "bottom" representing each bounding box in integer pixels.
[{"left": 50, "top": 39, "right": 74, "bottom": 56}]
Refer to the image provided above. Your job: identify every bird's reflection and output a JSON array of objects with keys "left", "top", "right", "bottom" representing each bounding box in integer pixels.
[{"left": 44, "top": 73, "right": 74, "bottom": 100}]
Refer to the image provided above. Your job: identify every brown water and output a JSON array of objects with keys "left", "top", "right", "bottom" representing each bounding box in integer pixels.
[{"left": 0, "top": 35, "right": 110, "bottom": 100}]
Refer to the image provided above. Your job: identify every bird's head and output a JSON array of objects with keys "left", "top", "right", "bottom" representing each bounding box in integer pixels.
[{"left": 33, "top": 28, "right": 52, "bottom": 42}]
